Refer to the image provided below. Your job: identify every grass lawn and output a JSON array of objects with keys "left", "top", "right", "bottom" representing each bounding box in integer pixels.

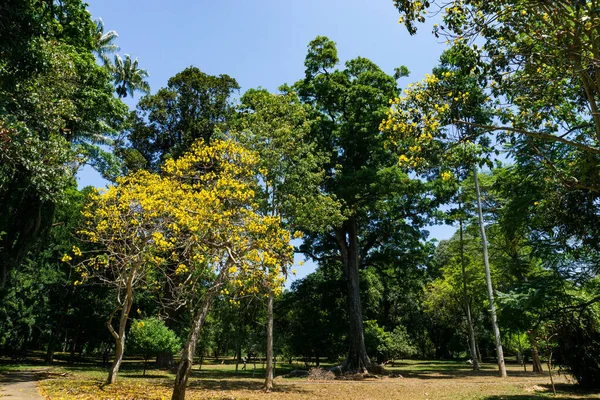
[{"left": 3, "top": 358, "right": 598, "bottom": 400}]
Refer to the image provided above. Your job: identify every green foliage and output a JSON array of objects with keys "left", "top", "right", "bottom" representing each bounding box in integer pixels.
[
  {"left": 387, "top": 325, "right": 418, "bottom": 361},
  {"left": 129, "top": 318, "right": 181, "bottom": 361},
  {"left": 0, "top": 0, "right": 127, "bottom": 287},
  {"left": 363, "top": 320, "right": 389, "bottom": 360},
  {"left": 124, "top": 67, "right": 239, "bottom": 171},
  {"left": 283, "top": 268, "right": 348, "bottom": 362},
  {"left": 109, "top": 54, "right": 150, "bottom": 99},
  {"left": 364, "top": 321, "right": 417, "bottom": 362},
  {"left": 295, "top": 36, "right": 445, "bottom": 370},
  {"left": 236, "top": 87, "right": 342, "bottom": 232}
]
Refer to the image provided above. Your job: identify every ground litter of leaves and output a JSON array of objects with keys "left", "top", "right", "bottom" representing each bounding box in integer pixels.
[{"left": 32, "top": 361, "right": 600, "bottom": 400}]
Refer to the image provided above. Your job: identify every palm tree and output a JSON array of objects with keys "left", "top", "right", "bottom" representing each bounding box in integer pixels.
[
  {"left": 93, "top": 18, "right": 119, "bottom": 65},
  {"left": 111, "top": 54, "right": 150, "bottom": 98}
]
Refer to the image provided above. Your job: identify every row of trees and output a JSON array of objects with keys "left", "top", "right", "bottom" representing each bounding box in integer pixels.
[{"left": 1, "top": 1, "right": 599, "bottom": 399}]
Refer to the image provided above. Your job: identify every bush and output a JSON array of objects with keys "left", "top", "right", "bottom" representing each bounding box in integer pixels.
[
  {"left": 554, "top": 311, "right": 600, "bottom": 388},
  {"left": 364, "top": 320, "right": 417, "bottom": 363},
  {"left": 128, "top": 318, "right": 181, "bottom": 374}
]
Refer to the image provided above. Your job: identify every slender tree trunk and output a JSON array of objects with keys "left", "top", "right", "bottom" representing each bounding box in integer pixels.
[
  {"left": 171, "top": 283, "right": 221, "bottom": 400},
  {"left": 335, "top": 218, "right": 371, "bottom": 373},
  {"left": 459, "top": 212, "right": 479, "bottom": 371},
  {"left": 476, "top": 342, "right": 482, "bottom": 364},
  {"left": 106, "top": 268, "right": 135, "bottom": 384},
  {"left": 528, "top": 331, "right": 543, "bottom": 373},
  {"left": 46, "top": 328, "right": 56, "bottom": 365},
  {"left": 547, "top": 352, "right": 556, "bottom": 395},
  {"left": 69, "top": 332, "right": 78, "bottom": 365},
  {"left": 264, "top": 291, "right": 274, "bottom": 391},
  {"left": 473, "top": 166, "right": 507, "bottom": 378}
]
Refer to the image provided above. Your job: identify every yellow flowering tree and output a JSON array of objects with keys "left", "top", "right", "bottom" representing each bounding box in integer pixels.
[
  {"left": 68, "top": 139, "right": 293, "bottom": 392},
  {"left": 161, "top": 139, "right": 294, "bottom": 400},
  {"left": 381, "top": 44, "right": 507, "bottom": 377},
  {"left": 70, "top": 170, "right": 177, "bottom": 384}
]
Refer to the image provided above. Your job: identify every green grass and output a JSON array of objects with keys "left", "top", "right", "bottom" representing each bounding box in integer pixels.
[{"left": 2, "top": 356, "right": 599, "bottom": 399}]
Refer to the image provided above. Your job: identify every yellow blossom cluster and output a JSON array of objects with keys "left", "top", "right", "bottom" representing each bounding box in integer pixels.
[
  {"left": 381, "top": 73, "right": 451, "bottom": 170},
  {"left": 70, "top": 139, "right": 293, "bottom": 305}
]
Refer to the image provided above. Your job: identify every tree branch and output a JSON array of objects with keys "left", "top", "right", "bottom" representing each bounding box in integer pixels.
[{"left": 456, "top": 120, "right": 600, "bottom": 155}]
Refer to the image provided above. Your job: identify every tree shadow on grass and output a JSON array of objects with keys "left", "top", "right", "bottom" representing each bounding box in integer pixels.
[
  {"left": 399, "top": 367, "right": 547, "bottom": 380},
  {"left": 0, "top": 369, "right": 48, "bottom": 384},
  {"left": 482, "top": 382, "right": 600, "bottom": 400},
  {"left": 185, "top": 377, "right": 310, "bottom": 395},
  {"left": 120, "top": 372, "right": 172, "bottom": 379}
]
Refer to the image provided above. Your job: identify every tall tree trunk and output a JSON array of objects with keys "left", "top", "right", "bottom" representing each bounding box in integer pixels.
[
  {"left": 171, "top": 283, "right": 221, "bottom": 400},
  {"left": 46, "top": 328, "right": 56, "bottom": 365},
  {"left": 335, "top": 217, "right": 371, "bottom": 373},
  {"left": 264, "top": 291, "right": 274, "bottom": 391},
  {"left": 459, "top": 214, "right": 479, "bottom": 371},
  {"left": 473, "top": 166, "right": 507, "bottom": 378},
  {"left": 69, "top": 332, "right": 78, "bottom": 365},
  {"left": 528, "top": 331, "right": 543, "bottom": 373},
  {"left": 107, "top": 268, "right": 136, "bottom": 384}
]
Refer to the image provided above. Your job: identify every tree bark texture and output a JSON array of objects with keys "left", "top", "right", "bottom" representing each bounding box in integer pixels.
[
  {"left": 528, "top": 331, "right": 544, "bottom": 373},
  {"left": 335, "top": 217, "right": 371, "bottom": 373},
  {"left": 473, "top": 166, "right": 507, "bottom": 378},
  {"left": 264, "top": 291, "right": 274, "bottom": 391},
  {"left": 106, "top": 267, "right": 136, "bottom": 384},
  {"left": 171, "top": 283, "right": 221, "bottom": 400},
  {"left": 459, "top": 216, "right": 480, "bottom": 371}
]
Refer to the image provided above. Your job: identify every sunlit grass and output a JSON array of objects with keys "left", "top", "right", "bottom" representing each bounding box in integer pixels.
[{"left": 3, "top": 358, "right": 593, "bottom": 400}]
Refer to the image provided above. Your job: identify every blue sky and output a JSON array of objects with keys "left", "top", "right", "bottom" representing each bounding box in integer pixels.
[{"left": 82, "top": 0, "right": 455, "bottom": 284}]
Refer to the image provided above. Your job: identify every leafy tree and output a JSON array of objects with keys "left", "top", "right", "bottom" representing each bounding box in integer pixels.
[
  {"left": 0, "top": 0, "right": 127, "bottom": 291},
  {"left": 235, "top": 87, "right": 341, "bottom": 389},
  {"left": 386, "top": 325, "right": 418, "bottom": 364},
  {"left": 294, "top": 36, "right": 442, "bottom": 373},
  {"left": 129, "top": 318, "right": 181, "bottom": 375},
  {"left": 363, "top": 320, "right": 389, "bottom": 362},
  {"left": 109, "top": 54, "right": 150, "bottom": 98},
  {"left": 92, "top": 18, "right": 119, "bottom": 65},
  {"left": 124, "top": 67, "right": 239, "bottom": 171},
  {"left": 392, "top": 0, "right": 600, "bottom": 239},
  {"left": 71, "top": 171, "right": 177, "bottom": 384},
  {"left": 425, "top": 228, "right": 489, "bottom": 361},
  {"left": 282, "top": 268, "right": 348, "bottom": 366},
  {"left": 380, "top": 41, "right": 510, "bottom": 376},
  {"left": 152, "top": 140, "right": 294, "bottom": 400}
]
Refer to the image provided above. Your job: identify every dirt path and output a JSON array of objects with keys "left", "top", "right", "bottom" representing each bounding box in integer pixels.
[{"left": 0, "top": 370, "right": 45, "bottom": 399}]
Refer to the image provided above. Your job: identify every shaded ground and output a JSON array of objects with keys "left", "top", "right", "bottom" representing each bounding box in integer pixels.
[
  {"left": 0, "top": 369, "right": 46, "bottom": 399},
  {"left": 3, "top": 359, "right": 598, "bottom": 400}
]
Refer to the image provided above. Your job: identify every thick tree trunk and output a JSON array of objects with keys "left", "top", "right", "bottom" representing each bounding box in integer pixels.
[
  {"left": 528, "top": 331, "right": 543, "bottom": 373},
  {"left": 473, "top": 167, "right": 507, "bottom": 378},
  {"left": 264, "top": 291, "right": 274, "bottom": 391},
  {"left": 171, "top": 284, "right": 220, "bottom": 400},
  {"left": 107, "top": 268, "right": 136, "bottom": 384},
  {"left": 459, "top": 214, "right": 480, "bottom": 371},
  {"left": 335, "top": 218, "right": 371, "bottom": 373}
]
